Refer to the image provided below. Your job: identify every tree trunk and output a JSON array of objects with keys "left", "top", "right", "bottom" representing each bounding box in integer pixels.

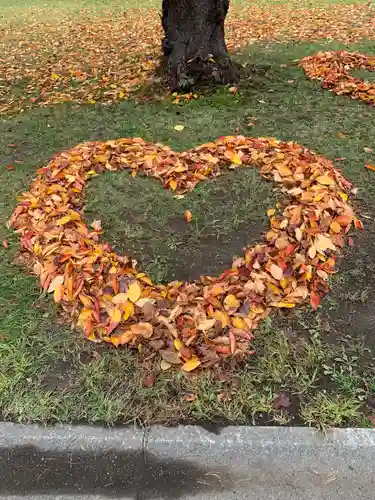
[{"left": 161, "top": 0, "right": 238, "bottom": 90}]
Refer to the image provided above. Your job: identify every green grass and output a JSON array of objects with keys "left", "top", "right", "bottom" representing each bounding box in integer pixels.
[{"left": 1, "top": 37, "right": 375, "bottom": 428}]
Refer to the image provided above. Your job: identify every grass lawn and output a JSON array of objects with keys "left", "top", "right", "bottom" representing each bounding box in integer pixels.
[{"left": 1, "top": 0, "right": 375, "bottom": 429}]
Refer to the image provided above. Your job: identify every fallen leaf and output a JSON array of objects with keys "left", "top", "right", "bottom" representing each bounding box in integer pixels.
[
  {"left": 160, "top": 360, "right": 172, "bottom": 371},
  {"left": 182, "top": 357, "right": 201, "bottom": 372},
  {"left": 273, "top": 392, "right": 291, "bottom": 410},
  {"left": 2, "top": 239, "right": 8, "bottom": 248},
  {"left": 183, "top": 393, "right": 197, "bottom": 402},
  {"left": 112, "top": 293, "right": 129, "bottom": 304},
  {"left": 142, "top": 373, "right": 156, "bottom": 388},
  {"left": 174, "top": 124, "right": 185, "bottom": 132},
  {"left": 316, "top": 174, "right": 334, "bottom": 186},
  {"left": 128, "top": 281, "right": 142, "bottom": 303},
  {"left": 130, "top": 322, "right": 153, "bottom": 338},
  {"left": 364, "top": 147, "right": 373, "bottom": 153},
  {"left": 91, "top": 219, "right": 102, "bottom": 231},
  {"left": 47, "top": 275, "right": 64, "bottom": 293},
  {"left": 270, "top": 263, "right": 284, "bottom": 280},
  {"left": 160, "top": 349, "right": 181, "bottom": 365},
  {"left": 224, "top": 294, "right": 241, "bottom": 311},
  {"left": 310, "top": 291, "right": 321, "bottom": 310},
  {"left": 185, "top": 210, "right": 192, "bottom": 223},
  {"left": 365, "top": 164, "right": 375, "bottom": 172},
  {"left": 315, "top": 234, "right": 336, "bottom": 253}
]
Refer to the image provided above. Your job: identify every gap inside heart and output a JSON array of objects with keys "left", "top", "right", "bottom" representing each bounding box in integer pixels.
[{"left": 85, "top": 169, "right": 277, "bottom": 283}]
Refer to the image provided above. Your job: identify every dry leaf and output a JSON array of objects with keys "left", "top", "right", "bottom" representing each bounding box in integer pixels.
[
  {"left": 128, "top": 281, "right": 141, "bottom": 303},
  {"left": 182, "top": 357, "right": 201, "bottom": 372},
  {"left": 270, "top": 263, "right": 284, "bottom": 280}
]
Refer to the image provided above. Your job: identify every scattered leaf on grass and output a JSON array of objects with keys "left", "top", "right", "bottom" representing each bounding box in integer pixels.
[
  {"left": 273, "top": 392, "right": 291, "bottom": 410},
  {"left": 174, "top": 124, "right": 185, "bottom": 132},
  {"left": 142, "top": 373, "right": 156, "bottom": 388},
  {"left": 185, "top": 210, "right": 192, "bottom": 223}
]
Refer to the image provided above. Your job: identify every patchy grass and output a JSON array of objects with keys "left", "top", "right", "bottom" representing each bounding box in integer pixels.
[{"left": 1, "top": 36, "right": 375, "bottom": 428}]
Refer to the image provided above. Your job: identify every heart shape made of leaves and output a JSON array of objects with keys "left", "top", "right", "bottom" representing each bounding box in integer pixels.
[
  {"left": 9, "top": 135, "right": 361, "bottom": 372},
  {"left": 300, "top": 51, "right": 375, "bottom": 106}
]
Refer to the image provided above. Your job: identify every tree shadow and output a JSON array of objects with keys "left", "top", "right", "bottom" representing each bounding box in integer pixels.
[{"left": 0, "top": 445, "right": 232, "bottom": 499}]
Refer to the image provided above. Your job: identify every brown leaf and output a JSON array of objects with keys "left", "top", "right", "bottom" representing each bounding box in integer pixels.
[
  {"left": 273, "top": 392, "right": 291, "bottom": 410},
  {"left": 183, "top": 393, "right": 197, "bottom": 402},
  {"left": 160, "top": 349, "right": 181, "bottom": 365}
]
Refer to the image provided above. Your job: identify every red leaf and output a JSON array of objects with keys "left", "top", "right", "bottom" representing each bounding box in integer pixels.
[
  {"left": 2, "top": 240, "right": 8, "bottom": 249},
  {"left": 7, "top": 165, "right": 14, "bottom": 171},
  {"left": 142, "top": 373, "right": 156, "bottom": 388},
  {"left": 310, "top": 291, "right": 321, "bottom": 310}
]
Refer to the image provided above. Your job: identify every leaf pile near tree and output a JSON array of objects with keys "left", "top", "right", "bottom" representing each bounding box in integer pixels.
[
  {"left": 9, "top": 135, "right": 361, "bottom": 372},
  {"left": 1, "top": 2, "right": 374, "bottom": 113},
  {"left": 300, "top": 50, "right": 375, "bottom": 105}
]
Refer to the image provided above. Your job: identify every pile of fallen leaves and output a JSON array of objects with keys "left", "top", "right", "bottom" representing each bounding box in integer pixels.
[
  {"left": 1, "top": 2, "right": 374, "bottom": 114},
  {"left": 300, "top": 51, "right": 375, "bottom": 106},
  {"left": 9, "top": 135, "right": 361, "bottom": 371}
]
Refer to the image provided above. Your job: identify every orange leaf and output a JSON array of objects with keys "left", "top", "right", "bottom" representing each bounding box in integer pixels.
[
  {"left": 310, "top": 291, "right": 320, "bottom": 310},
  {"left": 316, "top": 174, "right": 335, "bottom": 186},
  {"left": 185, "top": 210, "right": 192, "bottom": 223},
  {"left": 365, "top": 164, "right": 375, "bottom": 172}
]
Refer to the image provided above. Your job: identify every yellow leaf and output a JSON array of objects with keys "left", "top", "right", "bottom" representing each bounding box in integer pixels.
[
  {"left": 213, "top": 310, "right": 230, "bottom": 327},
  {"left": 267, "top": 208, "right": 276, "bottom": 217},
  {"left": 174, "top": 339, "right": 184, "bottom": 351},
  {"left": 112, "top": 293, "right": 129, "bottom": 304},
  {"left": 339, "top": 191, "right": 348, "bottom": 202},
  {"left": 169, "top": 179, "right": 177, "bottom": 191},
  {"left": 268, "top": 283, "right": 281, "bottom": 295},
  {"left": 128, "top": 281, "right": 142, "bottom": 303},
  {"left": 231, "top": 153, "right": 242, "bottom": 165},
  {"left": 110, "top": 308, "right": 122, "bottom": 324},
  {"left": 232, "top": 317, "right": 246, "bottom": 329},
  {"left": 270, "top": 301, "right": 296, "bottom": 308},
  {"left": 330, "top": 221, "right": 341, "bottom": 234},
  {"left": 315, "top": 234, "right": 336, "bottom": 253},
  {"left": 316, "top": 175, "right": 334, "bottom": 186},
  {"left": 182, "top": 357, "right": 201, "bottom": 372},
  {"left": 54, "top": 283, "right": 64, "bottom": 302},
  {"left": 224, "top": 294, "right": 240, "bottom": 310},
  {"left": 122, "top": 301, "right": 134, "bottom": 321},
  {"left": 278, "top": 165, "right": 292, "bottom": 176},
  {"left": 56, "top": 215, "right": 72, "bottom": 226},
  {"left": 270, "top": 263, "right": 284, "bottom": 281},
  {"left": 174, "top": 124, "right": 185, "bottom": 132}
]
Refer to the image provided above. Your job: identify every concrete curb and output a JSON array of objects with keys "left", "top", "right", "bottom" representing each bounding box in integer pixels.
[{"left": 1, "top": 424, "right": 375, "bottom": 499}]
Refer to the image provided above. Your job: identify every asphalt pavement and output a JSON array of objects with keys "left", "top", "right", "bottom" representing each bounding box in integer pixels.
[{"left": 1, "top": 423, "right": 374, "bottom": 499}]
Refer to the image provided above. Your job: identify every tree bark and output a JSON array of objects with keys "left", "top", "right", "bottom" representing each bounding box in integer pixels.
[{"left": 161, "top": 0, "right": 238, "bottom": 90}]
